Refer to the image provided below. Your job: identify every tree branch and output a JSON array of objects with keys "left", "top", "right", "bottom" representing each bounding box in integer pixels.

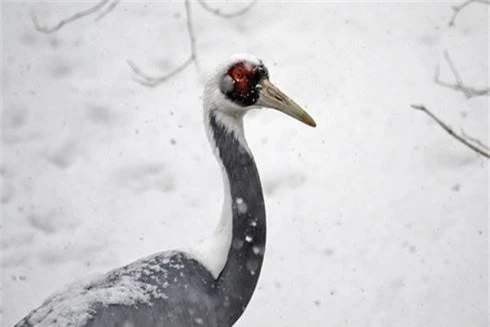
[
  {"left": 95, "top": 0, "right": 121, "bottom": 22},
  {"left": 184, "top": 0, "right": 199, "bottom": 73},
  {"left": 128, "top": 57, "right": 194, "bottom": 87},
  {"left": 448, "top": 0, "right": 490, "bottom": 27},
  {"left": 32, "top": 0, "right": 118, "bottom": 33},
  {"left": 196, "top": 0, "right": 257, "bottom": 18},
  {"left": 434, "top": 51, "right": 490, "bottom": 98},
  {"left": 460, "top": 129, "right": 490, "bottom": 152},
  {"left": 31, "top": 0, "right": 256, "bottom": 86},
  {"left": 128, "top": 0, "right": 199, "bottom": 87},
  {"left": 128, "top": 0, "right": 255, "bottom": 87},
  {"left": 410, "top": 104, "right": 489, "bottom": 158}
]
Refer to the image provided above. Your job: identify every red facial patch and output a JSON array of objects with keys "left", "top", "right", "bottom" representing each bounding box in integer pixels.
[{"left": 227, "top": 63, "right": 256, "bottom": 95}]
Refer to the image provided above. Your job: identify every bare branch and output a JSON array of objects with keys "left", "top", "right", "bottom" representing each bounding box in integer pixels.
[
  {"left": 128, "top": 57, "right": 193, "bottom": 87},
  {"left": 128, "top": 0, "right": 255, "bottom": 87},
  {"left": 32, "top": 0, "right": 116, "bottom": 33},
  {"left": 128, "top": 0, "right": 255, "bottom": 86},
  {"left": 410, "top": 104, "right": 489, "bottom": 158},
  {"left": 434, "top": 51, "right": 490, "bottom": 98},
  {"left": 31, "top": 0, "right": 255, "bottom": 86},
  {"left": 460, "top": 129, "right": 490, "bottom": 152},
  {"left": 196, "top": 0, "right": 257, "bottom": 18},
  {"left": 95, "top": 0, "right": 121, "bottom": 22},
  {"left": 129, "top": 0, "right": 201, "bottom": 87},
  {"left": 184, "top": 0, "right": 199, "bottom": 72},
  {"left": 449, "top": 0, "right": 490, "bottom": 27}
]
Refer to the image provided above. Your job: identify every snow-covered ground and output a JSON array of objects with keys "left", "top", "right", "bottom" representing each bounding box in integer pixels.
[{"left": 2, "top": 1, "right": 488, "bottom": 326}]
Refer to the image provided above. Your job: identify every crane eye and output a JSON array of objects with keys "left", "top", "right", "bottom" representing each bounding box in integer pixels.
[{"left": 234, "top": 71, "right": 244, "bottom": 80}]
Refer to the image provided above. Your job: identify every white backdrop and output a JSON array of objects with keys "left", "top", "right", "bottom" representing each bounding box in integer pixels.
[{"left": 2, "top": 1, "right": 488, "bottom": 326}]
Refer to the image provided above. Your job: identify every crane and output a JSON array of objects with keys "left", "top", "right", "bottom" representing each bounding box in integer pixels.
[{"left": 14, "top": 53, "right": 316, "bottom": 327}]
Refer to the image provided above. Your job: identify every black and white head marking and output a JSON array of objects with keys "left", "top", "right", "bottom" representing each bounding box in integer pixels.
[{"left": 202, "top": 54, "right": 269, "bottom": 152}]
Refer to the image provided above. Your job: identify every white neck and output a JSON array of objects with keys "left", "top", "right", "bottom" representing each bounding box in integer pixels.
[{"left": 190, "top": 110, "right": 248, "bottom": 279}]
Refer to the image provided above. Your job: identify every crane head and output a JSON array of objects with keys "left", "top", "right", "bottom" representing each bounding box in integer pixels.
[{"left": 204, "top": 54, "right": 316, "bottom": 127}]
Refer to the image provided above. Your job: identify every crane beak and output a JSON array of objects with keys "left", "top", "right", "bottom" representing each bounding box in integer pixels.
[{"left": 256, "top": 79, "right": 316, "bottom": 127}]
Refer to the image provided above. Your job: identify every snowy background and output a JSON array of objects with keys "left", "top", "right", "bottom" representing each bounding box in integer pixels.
[{"left": 2, "top": 1, "right": 488, "bottom": 326}]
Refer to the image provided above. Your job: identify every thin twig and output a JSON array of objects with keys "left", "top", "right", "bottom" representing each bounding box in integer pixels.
[
  {"left": 449, "top": 0, "right": 490, "bottom": 26},
  {"left": 434, "top": 51, "right": 490, "bottom": 98},
  {"left": 32, "top": 0, "right": 113, "bottom": 33},
  {"left": 95, "top": 0, "right": 121, "bottom": 22},
  {"left": 128, "top": 0, "right": 255, "bottom": 87},
  {"left": 128, "top": 57, "right": 194, "bottom": 87},
  {"left": 184, "top": 0, "right": 199, "bottom": 73},
  {"left": 33, "top": 0, "right": 255, "bottom": 86},
  {"left": 411, "top": 104, "right": 489, "bottom": 158},
  {"left": 129, "top": 0, "right": 207, "bottom": 87},
  {"left": 460, "top": 129, "right": 490, "bottom": 152},
  {"left": 196, "top": 0, "right": 257, "bottom": 18}
]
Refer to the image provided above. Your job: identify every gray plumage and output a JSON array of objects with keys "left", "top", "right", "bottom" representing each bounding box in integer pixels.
[{"left": 15, "top": 111, "right": 265, "bottom": 327}]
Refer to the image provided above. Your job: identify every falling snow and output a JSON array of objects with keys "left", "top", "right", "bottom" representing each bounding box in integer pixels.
[
  {"left": 2, "top": 2, "right": 487, "bottom": 327},
  {"left": 235, "top": 197, "right": 248, "bottom": 214}
]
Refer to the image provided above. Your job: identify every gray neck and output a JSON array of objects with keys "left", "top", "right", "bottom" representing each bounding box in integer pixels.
[{"left": 208, "top": 111, "right": 266, "bottom": 326}]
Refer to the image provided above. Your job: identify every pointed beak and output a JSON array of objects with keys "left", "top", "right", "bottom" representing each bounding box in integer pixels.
[{"left": 256, "top": 79, "right": 316, "bottom": 127}]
